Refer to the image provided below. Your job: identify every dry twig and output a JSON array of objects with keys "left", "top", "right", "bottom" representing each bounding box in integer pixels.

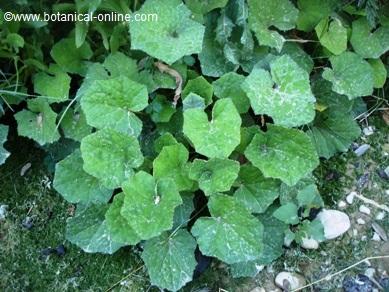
[{"left": 154, "top": 61, "right": 183, "bottom": 107}]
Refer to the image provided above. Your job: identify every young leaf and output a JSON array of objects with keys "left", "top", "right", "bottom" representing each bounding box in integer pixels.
[
  {"left": 147, "top": 95, "right": 175, "bottom": 123},
  {"left": 142, "top": 230, "right": 197, "bottom": 291},
  {"left": 81, "top": 76, "right": 148, "bottom": 137},
  {"left": 182, "top": 76, "right": 213, "bottom": 106},
  {"left": 66, "top": 204, "right": 125, "bottom": 254},
  {"left": 212, "top": 72, "right": 250, "bottom": 113},
  {"left": 368, "top": 58, "right": 387, "bottom": 88},
  {"left": 60, "top": 107, "right": 92, "bottom": 142},
  {"left": 234, "top": 165, "right": 280, "bottom": 213},
  {"left": 129, "top": 0, "right": 205, "bottom": 64},
  {"left": 153, "top": 143, "right": 194, "bottom": 191},
  {"left": 80, "top": 129, "right": 144, "bottom": 189},
  {"left": 183, "top": 98, "right": 241, "bottom": 158},
  {"left": 350, "top": 17, "right": 389, "bottom": 59},
  {"left": 105, "top": 193, "right": 141, "bottom": 245},
  {"left": 315, "top": 17, "right": 347, "bottom": 55},
  {"left": 0, "top": 125, "right": 10, "bottom": 165},
  {"left": 322, "top": 51, "right": 374, "bottom": 100},
  {"left": 191, "top": 194, "right": 264, "bottom": 264},
  {"left": 244, "top": 125, "right": 319, "bottom": 186},
  {"left": 54, "top": 150, "right": 112, "bottom": 204},
  {"left": 242, "top": 55, "right": 316, "bottom": 127},
  {"left": 121, "top": 171, "right": 182, "bottom": 240},
  {"left": 188, "top": 158, "right": 240, "bottom": 196},
  {"left": 15, "top": 97, "right": 60, "bottom": 146},
  {"left": 273, "top": 202, "right": 299, "bottom": 224},
  {"left": 182, "top": 93, "right": 205, "bottom": 111}
]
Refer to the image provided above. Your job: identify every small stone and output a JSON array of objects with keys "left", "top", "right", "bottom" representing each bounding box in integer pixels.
[
  {"left": 301, "top": 237, "right": 319, "bottom": 249},
  {"left": 361, "top": 235, "right": 367, "bottom": 241},
  {"left": 0, "top": 205, "right": 8, "bottom": 220},
  {"left": 364, "top": 268, "right": 375, "bottom": 278},
  {"left": 363, "top": 126, "right": 374, "bottom": 136},
  {"left": 359, "top": 205, "right": 371, "bottom": 215},
  {"left": 20, "top": 162, "right": 32, "bottom": 176},
  {"left": 353, "top": 229, "right": 358, "bottom": 236},
  {"left": 275, "top": 272, "right": 306, "bottom": 290},
  {"left": 317, "top": 209, "right": 351, "bottom": 240},
  {"left": 385, "top": 166, "right": 389, "bottom": 178},
  {"left": 376, "top": 211, "right": 385, "bottom": 220},
  {"left": 372, "top": 232, "right": 381, "bottom": 241},
  {"left": 338, "top": 200, "right": 347, "bottom": 208},
  {"left": 357, "top": 218, "right": 366, "bottom": 225},
  {"left": 346, "top": 192, "right": 356, "bottom": 204},
  {"left": 354, "top": 144, "right": 370, "bottom": 156},
  {"left": 22, "top": 216, "right": 33, "bottom": 229},
  {"left": 343, "top": 274, "right": 373, "bottom": 292}
]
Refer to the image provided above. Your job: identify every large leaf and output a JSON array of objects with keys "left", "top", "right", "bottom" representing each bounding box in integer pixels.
[
  {"left": 142, "top": 230, "right": 197, "bottom": 291},
  {"left": 242, "top": 55, "right": 316, "bottom": 127},
  {"left": 15, "top": 97, "right": 60, "bottom": 146},
  {"left": 81, "top": 76, "right": 148, "bottom": 137},
  {"left": 296, "top": 0, "right": 338, "bottom": 32},
  {"left": 244, "top": 125, "right": 319, "bottom": 186},
  {"left": 212, "top": 72, "right": 250, "bottom": 113},
  {"left": 121, "top": 171, "right": 182, "bottom": 240},
  {"left": 53, "top": 150, "right": 112, "bottom": 204},
  {"left": 350, "top": 18, "right": 389, "bottom": 59},
  {"left": 248, "top": 0, "right": 298, "bottom": 51},
  {"left": 66, "top": 204, "right": 124, "bottom": 254},
  {"left": 0, "top": 125, "right": 10, "bottom": 165},
  {"left": 153, "top": 143, "right": 194, "bottom": 191},
  {"left": 322, "top": 51, "right": 374, "bottom": 100},
  {"left": 315, "top": 17, "right": 347, "bottom": 55},
  {"left": 234, "top": 165, "right": 280, "bottom": 213},
  {"left": 80, "top": 129, "right": 144, "bottom": 189},
  {"left": 280, "top": 42, "right": 314, "bottom": 74},
  {"left": 129, "top": 0, "right": 205, "bottom": 64},
  {"left": 183, "top": 98, "right": 241, "bottom": 158},
  {"left": 191, "top": 194, "right": 263, "bottom": 264},
  {"left": 188, "top": 158, "right": 240, "bottom": 196},
  {"left": 105, "top": 193, "right": 141, "bottom": 245}
]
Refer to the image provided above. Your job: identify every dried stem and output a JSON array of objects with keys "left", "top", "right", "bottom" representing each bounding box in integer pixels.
[
  {"left": 154, "top": 61, "right": 183, "bottom": 107},
  {"left": 354, "top": 193, "right": 389, "bottom": 213}
]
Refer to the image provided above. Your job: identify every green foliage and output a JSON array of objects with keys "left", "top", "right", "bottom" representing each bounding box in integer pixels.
[{"left": 3, "top": 0, "right": 388, "bottom": 290}]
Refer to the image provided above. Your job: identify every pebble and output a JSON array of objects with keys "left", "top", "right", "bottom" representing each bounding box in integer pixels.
[
  {"left": 354, "top": 144, "right": 370, "bottom": 156},
  {"left": 357, "top": 218, "right": 366, "bottom": 225},
  {"left": 346, "top": 192, "right": 356, "bottom": 204},
  {"left": 338, "top": 200, "right": 347, "bottom": 208},
  {"left": 353, "top": 229, "right": 358, "bottom": 236},
  {"left": 343, "top": 274, "right": 373, "bottom": 292},
  {"left": 363, "top": 126, "right": 374, "bottom": 136},
  {"left": 317, "top": 209, "right": 351, "bottom": 240},
  {"left": 301, "top": 237, "right": 319, "bottom": 249},
  {"left": 372, "top": 232, "right": 381, "bottom": 241},
  {"left": 385, "top": 166, "right": 389, "bottom": 178},
  {"left": 357, "top": 173, "right": 369, "bottom": 189},
  {"left": 275, "top": 272, "right": 306, "bottom": 290},
  {"left": 359, "top": 205, "right": 371, "bottom": 215},
  {"left": 22, "top": 216, "right": 33, "bottom": 229},
  {"left": 0, "top": 205, "right": 8, "bottom": 220},
  {"left": 20, "top": 162, "right": 32, "bottom": 176},
  {"left": 364, "top": 268, "right": 375, "bottom": 278},
  {"left": 375, "top": 211, "right": 385, "bottom": 220}
]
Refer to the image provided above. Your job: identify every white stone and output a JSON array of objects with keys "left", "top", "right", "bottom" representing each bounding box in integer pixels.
[
  {"left": 361, "top": 235, "right": 367, "bottom": 241},
  {"left": 353, "top": 229, "right": 358, "bottom": 236},
  {"left": 346, "top": 192, "right": 356, "bottom": 204},
  {"left": 359, "top": 205, "right": 371, "bottom": 215},
  {"left": 365, "top": 268, "right": 375, "bottom": 278},
  {"left": 372, "top": 232, "right": 381, "bottom": 241},
  {"left": 363, "top": 126, "right": 374, "bottom": 136},
  {"left": 354, "top": 144, "right": 370, "bottom": 156},
  {"left": 357, "top": 218, "right": 366, "bottom": 225},
  {"left": 376, "top": 211, "right": 385, "bottom": 221},
  {"left": 338, "top": 200, "right": 347, "bottom": 208},
  {"left": 275, "top": 272, "right": 306, "bottom": 290},
  {"left": 0, "top": 205, "right": 8, "bottom": 220},
  {"left": 317, "top": 209, "right": 351, "bottom": 240},
  {"left": 301, "top": 237, "right": 319, "bottom": 249}
]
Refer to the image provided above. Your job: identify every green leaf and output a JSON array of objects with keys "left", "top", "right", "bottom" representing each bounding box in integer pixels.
[
  {"left": 296, "top": 219, "right": 325, "bottom": 243},
  {"left": 81, "top": 76, "right": 148, "bottom": 137},
  {"left": 244, "top": 125, "right": 319, "bottom": 186},
  {"left": 350, "top": 17, "right": 389, "bottom": 59},
  {"left": 33, "top": 65, "right": 71, "bottom": 103},
  {"left": 296, "top": 184, "right": 324, "bottom": 209},
  {"left": 182, "top": 93, "right": 205, "bottom": 111},
  {"left": 242, "top": 55, "right": 316, "bottom": 127},
  {"left": 234, "top": 165, "right": 280, "bottom": 213},
  {"left": 147, "top": 95, "right": 175, "bottom": 123},
  {"left": 121, "top": 171, "right": 182, "bottom": 240},
  {"left": 154, "top": 132, "right": 178, "bottom": 153},
  {"left": 315, "top": 17, "right": 347, "bottom": 55},
  {"left": 15, "top": 97, "right": 60, "bottom": 146},
  {"left": 6, "top": 33, "right": 24, "bottom": 50},
  {"left": 248, "top": 0, "right": 298, "bottom": 51},
  {"left": 183, "top": 99, "right": 241, "bottom": 158},
  {"left": 185, "top": 0, "right": 228, "bottom": 14},
  {"left": 279, "top": 176, "right": 316, "bottom": 205},
  {"left": 105, "top": 193, "right": 141, "bottom": 245},
  {"left": 50, "top": 38, "right": 93, "bottom": 75},
  {"left": 80, "top": 129, "right": 144, "bottom": 189},
  {"left": 182, "top": 76, "right": 213, "bottom": 106},
  {"left": 129, "top": 0, "right": 205, "bottom": 64},
  {"left": 60, "top": 107, "right": 92, "bottom": 142},
  {"left": 368, "top": 58, "right": 387, "bottom": 88},
  {"left": 53, "top": 150, "right": 112, "bottom": 204},
  {"left": 189, "top": 158, "right": 240, "bottom": 196},
  {"left": 142, "top": 230, "right": 197, "bottom": 291},
  {"left": 273, "top": 202, "right": 299, "bottom": 224},
  {"left": 296, "top": 0, "right": 338, "bottom": 32},
  {"left": 66, "top": 204, "right": 124, "bottom": 254},
  {"left": 212, "top": 72, "right": 250, "bottom": 113},
  {"left": 153, "top": 143, "right": 194, "bottom": 191},
  {"left": 280, "top": 43, "right": 314, "bottom": 74},
  {"left": 322, "top": 51, "right": 374, "bottom": 100},
  {"left": 173, "top": 193, "right": 194, "bottom": 229},
  {"left": 192, "top": 194, "right": 263, "bottom": 264},
  {"left": 0, "top": 125, "right": 10, "bottom": 165}
]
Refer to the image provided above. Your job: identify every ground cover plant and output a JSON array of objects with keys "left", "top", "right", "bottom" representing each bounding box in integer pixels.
[{"left": 0, "top": 0, "right": 388, "bottom": 291}]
